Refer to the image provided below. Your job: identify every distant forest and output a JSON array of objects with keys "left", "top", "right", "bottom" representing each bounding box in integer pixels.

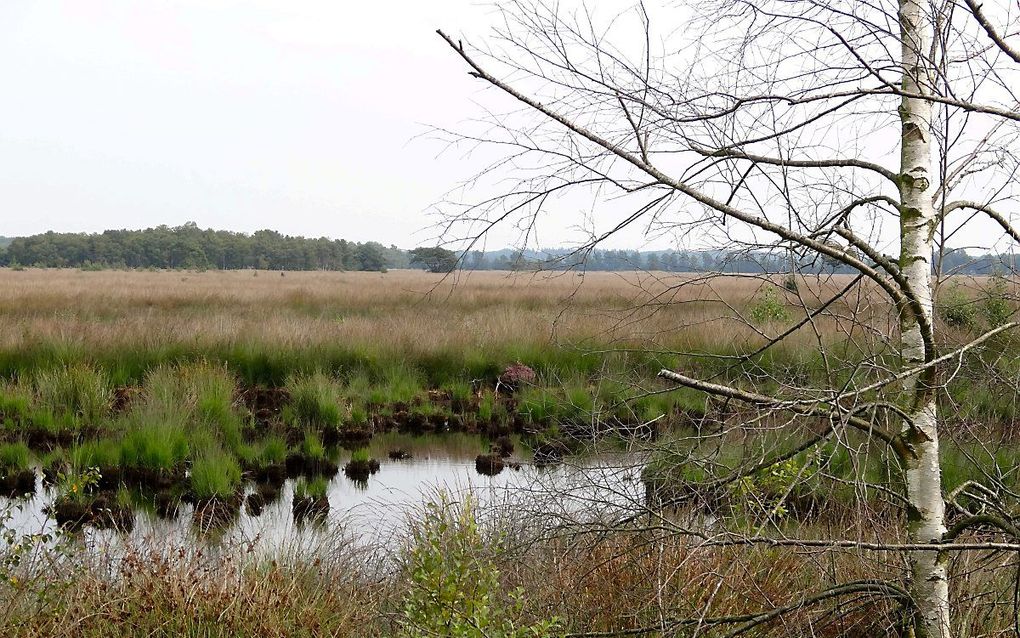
[
  {"left": 0, "top": 223, "right": 1013, "bottom": 275},
  {"left": 0, "top": 224, "right": 405, "bottom": 272}
]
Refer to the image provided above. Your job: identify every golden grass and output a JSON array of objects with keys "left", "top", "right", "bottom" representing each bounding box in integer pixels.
[{"left": 0, "top": 268, "right": 888, "bottom": 368}]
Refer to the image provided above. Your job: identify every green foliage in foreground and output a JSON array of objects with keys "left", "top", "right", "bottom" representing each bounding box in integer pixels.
[{"left": 400, "top": 495, "right": 560, "bottom": 638}]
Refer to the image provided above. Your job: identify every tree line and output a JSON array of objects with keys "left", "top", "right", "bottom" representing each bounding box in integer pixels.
[
  {"left": 0, "top": 224, "right": 406, "bottom": 272},
  {"left": 0, "top": 224, "right": 1011, "bottom": 275}
]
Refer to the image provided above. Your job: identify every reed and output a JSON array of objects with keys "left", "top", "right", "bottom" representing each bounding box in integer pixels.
[{"left": 2, "top": 490, "right": 1018, "bottom": 636}]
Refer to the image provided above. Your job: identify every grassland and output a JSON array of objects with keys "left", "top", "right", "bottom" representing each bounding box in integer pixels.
[
  {"left": 0, "top": 268, "right": 1016, "bottom": 495},
  {"left": 1, "top": 267, "right": 1019, "bottom": 636},
  {"left": 0, "top": 267, "right": 867, "bottom": 383}
]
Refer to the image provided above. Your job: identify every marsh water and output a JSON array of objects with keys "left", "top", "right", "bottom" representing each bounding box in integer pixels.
[{"left": 1, "top": 433, "right": 647, "bottom": 557}]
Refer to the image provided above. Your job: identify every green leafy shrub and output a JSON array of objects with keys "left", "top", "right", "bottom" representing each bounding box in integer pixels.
[
  {"left": 749, "top": 286, "right": 790, "bottom": 323},
  {"left": 56, "top": 466, "right": 102, "bottom": 504},
  {"left": 730, "top": 455, "right": 816, "bottom": 521},
  {"left": 400, "top": 495, "right": 559, "bottom": 638}
]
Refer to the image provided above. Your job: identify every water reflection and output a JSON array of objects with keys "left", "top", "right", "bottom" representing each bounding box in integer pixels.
[{"left": 1, "top": 433, "right": 646, "bottom": 558}]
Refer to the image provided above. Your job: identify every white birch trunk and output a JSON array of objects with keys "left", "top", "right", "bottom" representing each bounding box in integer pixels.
[{"left": 898, "top": 1, "right": 950, "bottom": 636}]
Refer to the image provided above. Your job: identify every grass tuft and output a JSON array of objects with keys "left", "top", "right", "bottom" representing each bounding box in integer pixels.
[
  {"left": 0, "top": 441, "right": 30, "bottom": 472},
  {"left": 190, "top": 446, "right": 242, "bottom": 500}
]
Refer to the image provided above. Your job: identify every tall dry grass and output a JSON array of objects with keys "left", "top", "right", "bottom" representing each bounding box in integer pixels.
[
  {"left": 2, "top": 505, "right": 1014, "bottom": 637},
  {"left": 0, "top": 268, "right": 887, "bottom": 383}
]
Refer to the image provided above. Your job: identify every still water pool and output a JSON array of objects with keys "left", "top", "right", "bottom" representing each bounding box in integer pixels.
[{"left": 2, "top": 434, "right": 646, "bottom": 557}]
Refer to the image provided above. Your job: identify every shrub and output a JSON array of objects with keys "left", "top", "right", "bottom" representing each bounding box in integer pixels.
[
  {"left": 749, "top": 286, "right": 790, "bottom": 324},
  {"left": 938, "top": 284, "right": 976, "bottom": 329},
  {"left": 54, "top": 465, "right": 102, "bottom": 504},
  {"left": 982, "top": 274, "right": 1013, "bottom": 327},
  {"left": 729, "top": 454, "right": 817, "bottom": 521},
  {"left": 498, "top": 362, "right": 537, "bottom": 389},
  {"left": 400, "top": 495, "right": 559, "bottom": 638}
]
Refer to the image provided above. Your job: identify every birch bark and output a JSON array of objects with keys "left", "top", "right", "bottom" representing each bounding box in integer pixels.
[{"left": 898, "top": 1, "right": 950, "bottom": 635}]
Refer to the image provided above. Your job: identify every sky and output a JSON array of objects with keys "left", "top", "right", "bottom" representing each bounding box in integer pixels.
[
  {"left": 0, "top": 1, "right": 1015, "bottom": 253},
  {"left": 0, "top": 0, "right": 501, "bottom": 247}
]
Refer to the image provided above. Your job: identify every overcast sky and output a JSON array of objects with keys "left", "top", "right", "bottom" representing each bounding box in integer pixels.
[
  {"left": 1, "top": 1, "right": 1014, "bottom": 254},
  {"left": 0, "top": 0, "right": 504, "bottom": 247}
]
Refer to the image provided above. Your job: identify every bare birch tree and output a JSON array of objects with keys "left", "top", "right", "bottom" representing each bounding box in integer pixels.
[{"left": 437, "top": 1, "right": 1020, "bottom": 636}]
